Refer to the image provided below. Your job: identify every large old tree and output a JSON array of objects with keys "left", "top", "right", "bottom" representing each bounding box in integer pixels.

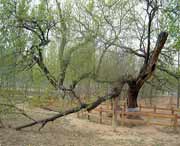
[{"left": 0, "top": 0, "right": 173, "bottom": 130}]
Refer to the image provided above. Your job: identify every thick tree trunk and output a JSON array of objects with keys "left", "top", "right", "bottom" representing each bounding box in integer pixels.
[
  {"left": 127, "top": 32, "right": 168, "bottom": 111},
  {"left": 127, "top": 81, "right": 140, "bottom": 111},
  {"left": 127, "top": 87, "right": 139, "bottom": 108},
  {"left": 127, "top": 86, "right": 142, "bottom": 119}
]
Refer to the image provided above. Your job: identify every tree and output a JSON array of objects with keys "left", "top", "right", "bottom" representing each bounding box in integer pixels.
[
  {"left": 164, "top": 0, "right": 180, "bottom": 107},
  {"left": 0, "top": 0, "right": 170, "bottom": 130}
]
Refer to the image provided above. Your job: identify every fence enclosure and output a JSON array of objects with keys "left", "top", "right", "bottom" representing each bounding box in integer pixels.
[{"left": 77, "top": 99, "right": 180, "bottom": 130}]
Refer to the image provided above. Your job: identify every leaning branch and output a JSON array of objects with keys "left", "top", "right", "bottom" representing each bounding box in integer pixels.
[
  {"left": 136, "top": 31, "right": 168, "bottom": 87},
  {"left": 15, "top": 80, "right": 125, "bottom": 131}
]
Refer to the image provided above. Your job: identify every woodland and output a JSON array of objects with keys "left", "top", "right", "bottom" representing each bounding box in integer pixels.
[{"left": 0, "top": 0, "right": 179, "bottom": 142}]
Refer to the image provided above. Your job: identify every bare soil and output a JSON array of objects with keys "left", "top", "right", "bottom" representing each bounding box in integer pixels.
[
  {"left": 0, "top": 96, "right": 180, "bottom": 146},
  {"left": 0, "top": 111, "right": 180, "bottom": 146}
]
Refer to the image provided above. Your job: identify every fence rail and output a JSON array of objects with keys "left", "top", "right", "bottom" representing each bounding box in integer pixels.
[{"left": 78, "top": 102, "right": 180, "bottom": 130}]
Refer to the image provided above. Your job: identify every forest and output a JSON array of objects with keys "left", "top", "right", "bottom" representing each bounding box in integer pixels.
[{"left": 0, "top": 0, "right": 180, "bottom": 146}]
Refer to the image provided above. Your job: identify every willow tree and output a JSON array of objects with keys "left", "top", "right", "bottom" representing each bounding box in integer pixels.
[
  {"left": 0, "top": 0, "right": 170, "bottom": 130},
  {"left": 164, "top": 0, "right": 180, "bottom": 107}
]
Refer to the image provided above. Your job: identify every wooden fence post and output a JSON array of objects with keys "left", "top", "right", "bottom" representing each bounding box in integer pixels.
[
  {"left": 174, "top": 114, "right": 178, "bottom": 131},
  {"left": 153, "top": 105, "right": 156, "bottom": 113},
  {"left": 121, "top": 106, "right": 125, "bottom": 126},
  {"left": 99, "top": 107, "right": 102, "bottom": 124},
  {"left": 111, "top": 99, "right": 113, "bottom": 110},
  {"left": 88, "top": 111, "right": 90, "bottom": 120},
  {"left": 171, "top": 107, "right": 174, "bottom": 115},
  {"left": 112, "top": 97, "right": 118, "bottom": 131}
]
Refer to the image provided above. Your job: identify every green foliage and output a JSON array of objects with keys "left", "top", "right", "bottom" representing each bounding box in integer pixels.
[
  {"left": 164, "top": 0, "right": 180, "bottom": 50},
  {"left": 86, "top": 0, "right": 94, "bottom": 12},
  {"left": 66, "top": 41, "right": 95, "bottom": 82},
  {"left": 17, "top": 0, "right": 29, "bottom": 18},
  {"left": 0, "top": 0, "right": 179, "bottom": 100}
]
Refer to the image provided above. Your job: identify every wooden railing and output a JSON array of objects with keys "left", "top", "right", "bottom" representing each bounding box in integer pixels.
[
  {"left": 77, "top": 102, "right": 180, "bottom": 130},
  {"left": 122, "top": 111, "right": 179, "bottom": 129},
  {"left": 138, "top": 104, "right": 180, "bottom": 113}
]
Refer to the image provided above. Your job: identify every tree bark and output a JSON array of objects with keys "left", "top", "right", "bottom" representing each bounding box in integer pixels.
[
  {"left": 127, "top": 32, "right": 168, "bottom": 110},
  {"left": 127, "top": 86, "right": 139, "bottom": 108}
]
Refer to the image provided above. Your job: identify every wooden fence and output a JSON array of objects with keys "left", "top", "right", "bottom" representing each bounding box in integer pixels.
[
  {"left": 77, "top": 101, "right": 180, "bottom": 130},
  {"left": 139, "top": 104, "right": 180, "bottom": 114}
]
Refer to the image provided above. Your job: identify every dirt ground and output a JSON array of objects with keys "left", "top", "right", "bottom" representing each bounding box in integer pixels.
[
  {"left": 0, "top": 96, "right": 180, "bottom": 146},
  {"left": 0, "top": 111, "right": 180, "bottom": 146}
]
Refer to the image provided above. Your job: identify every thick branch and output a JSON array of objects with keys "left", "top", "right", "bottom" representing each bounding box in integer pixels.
[
  {"left": 15, "top": 90, "right": 121, "bottom": 130},
  {"left": 145, "top": 0, "right": 158, "bottom": 64},
  {"left": 136, "top": 31, "right": 168, "bottom": 88},
  {"left": 15, "top": 80, "right": 125, "bottom": 130}
]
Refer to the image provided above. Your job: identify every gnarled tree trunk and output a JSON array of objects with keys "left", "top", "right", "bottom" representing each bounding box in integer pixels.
[
  {"left": 127, "top": 32, "right": 168, "bottom": 111},
  {"left": 127, "top": 85, "right": 139, "bottom": 109}
]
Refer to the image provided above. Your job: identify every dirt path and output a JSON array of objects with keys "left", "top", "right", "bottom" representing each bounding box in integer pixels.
[{"left": 0, "top": 105, "right": 180, "bottom": 146}]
